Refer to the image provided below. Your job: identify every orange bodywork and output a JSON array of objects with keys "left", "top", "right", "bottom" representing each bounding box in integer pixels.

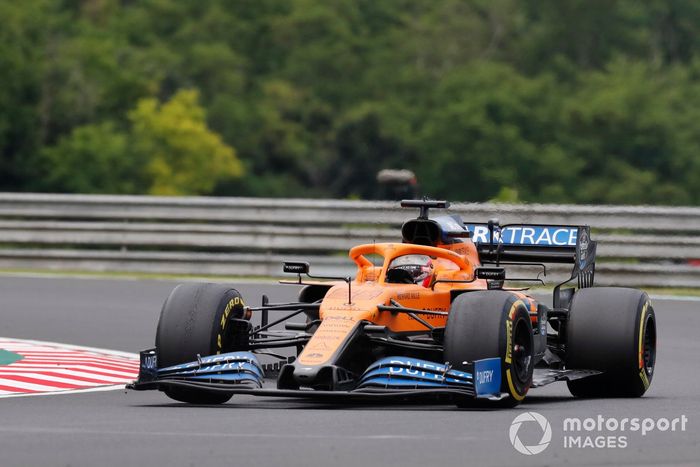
[{"left": 298, "top": 241, "right": 492, "bottom": 366}]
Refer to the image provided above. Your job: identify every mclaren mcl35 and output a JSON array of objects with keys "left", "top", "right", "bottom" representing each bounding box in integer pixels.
[{"left": 129, "top": 200, "right": 657, "bottom": 407}]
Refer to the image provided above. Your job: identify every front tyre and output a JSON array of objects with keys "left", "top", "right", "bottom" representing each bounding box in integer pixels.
[
  {"left": 565, "top": 287, "right": 656, "bottom": 398},
  {"left": 444, "top": 291, "right": 534, "bottom": 407},
  {"left": 156, "top": 283, "right": 247, "bottom": 404}
]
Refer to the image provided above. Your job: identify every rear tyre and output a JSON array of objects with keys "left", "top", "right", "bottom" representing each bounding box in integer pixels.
[
  {"left": 565, "top": 287, "right": 656, "bottom": 398},
  {"left": 156, "top": 283, "right": 247, "bottom": 404},
  {"left": 444, "top": 291, "right": 534, "bottom": 407}
]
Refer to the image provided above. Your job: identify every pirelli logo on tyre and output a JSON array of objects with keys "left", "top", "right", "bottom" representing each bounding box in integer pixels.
[
  {"left": 505, "top": 320, "right": 513, "bottom": 364},
  {"left": 217, "top": 296, "right": 245, "bottom": 352},
  {"left": 504, "top": 300, "right": 523, "bottom": 365}
]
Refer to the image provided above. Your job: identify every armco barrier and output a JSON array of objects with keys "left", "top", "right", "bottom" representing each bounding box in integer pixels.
[{"left": 0, "top": 193, "right": 699, "bottom": 287}]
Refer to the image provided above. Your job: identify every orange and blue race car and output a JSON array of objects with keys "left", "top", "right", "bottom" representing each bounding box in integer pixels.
[{"left": 129, "top": 200, "right": 657, "bottom": 407}]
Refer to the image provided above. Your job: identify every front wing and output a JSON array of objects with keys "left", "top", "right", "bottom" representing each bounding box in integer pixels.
[{"left": 127, "top": 350, "right": 505, "bottom": 402}]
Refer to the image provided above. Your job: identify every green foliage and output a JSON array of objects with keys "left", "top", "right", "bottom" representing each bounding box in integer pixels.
[
  {"left": 40, "top": 121, "right": 138, "bottom": 194},
  {"left": 4, "top": 0, "right": 700, "bottom": 204},
  {"left": 38, "top": 90, "right": 242, "bottom": 196},
  {"left": 129, "top": 89, "right": 242, "bottom": 195},
  {"left": 0, "top": 0, "right": 52, "bottom": 189}
]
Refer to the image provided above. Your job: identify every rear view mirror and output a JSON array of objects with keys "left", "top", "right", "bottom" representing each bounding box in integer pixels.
[
  {"left": 282, "top": 262, "right": 310, "bottom": 275},
  {"left": 475, "top": 267, "right": 506, "bottom": 281}
]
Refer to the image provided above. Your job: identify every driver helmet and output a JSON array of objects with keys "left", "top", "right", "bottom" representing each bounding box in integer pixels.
[{"left": 388, "top": 254, "right": 434, "bottom": 287}]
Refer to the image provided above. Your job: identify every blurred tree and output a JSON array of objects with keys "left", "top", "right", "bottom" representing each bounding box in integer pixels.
[
  {"left": 0, "top": 0, "right": 51, "bottom": 190},
  {"left": 129, "top": 89, "right": 243, "bottom": 195},
  {"left": 416, "top": 62, "right": 581, "bottom": 201},
  {"left": 39, "top": 121, "right": 141, "bottom": 194},
  {"left": 329, "top": 103, "right": 416, "bottom": 199},
  {"left": 4, "top": 0, "right": 700, "bottom": 205},
  {"left": 38, "top": 89, "right": 242, "bottom": 196},
  {"left": 561, "top": 60, "right": 695, "bottom": 204}
]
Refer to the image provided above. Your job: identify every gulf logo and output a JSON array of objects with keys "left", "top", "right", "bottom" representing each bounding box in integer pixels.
[{"left": 0, "top": 337, "right": 139, "bottom": 398}]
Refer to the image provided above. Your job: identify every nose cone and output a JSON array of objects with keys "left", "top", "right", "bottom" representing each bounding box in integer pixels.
[{"left": 277, "top": 358, "right": 359, "bottom": 391}]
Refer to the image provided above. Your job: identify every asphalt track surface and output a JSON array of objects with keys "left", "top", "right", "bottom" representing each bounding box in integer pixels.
[{"left": 0, "top": 276, "right": 698, "bottom": 467}]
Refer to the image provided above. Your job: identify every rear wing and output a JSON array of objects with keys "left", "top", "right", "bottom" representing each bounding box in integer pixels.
[{"left": 464, "top": 223, "right": 596, "bottom": 289}]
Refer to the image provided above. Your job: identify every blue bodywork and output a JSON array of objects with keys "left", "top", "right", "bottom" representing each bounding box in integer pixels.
[
  {"left": 140, "top": 350, "right": 265, "bottom": 388},
  {"left": 138, "top": 350, "right": 502, "bottom": 398},
  {"left": 357, "top": 356, "right": 501, "bottom": 398}
]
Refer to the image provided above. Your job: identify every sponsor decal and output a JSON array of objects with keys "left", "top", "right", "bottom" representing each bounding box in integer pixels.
[
  {"left": 328, "top": 288, "right": 383, "bottom": 301},
  {"left": 473, "top": 358, "right": 501, "bottom": 396},
  {"left": 358, "top": 357, "right": 472, "bottom": 389},
  {"left": 505, "top": 320, "right": 513, "bottom": 364},
  {"left": 326, "top": 304, "right": 361, "bottom": 311},
  {"left": 298, "top": 316, "right": 359, "bottom": 366},
  {"left": 307, "top": 341, "right": 330, "bottom": 351},
  {"left": 0, "top": 337, "right": 139, "bottom": 398},
  {"left": 141, "top": 353, "right": 157, "bottom": 370},
  {"left": 578, "top": 229, "right": 589, "bottom": 267},
  {"left": 466, "top": 225, "right": 578, "bottom": 246},
  {"left": 217, "top": 296, "right": 244, "bottom": 352},
  {"left": 476, "top": 267, "right": 506, "bottom": 280},
  {"left": 138, "top": 351, "right": 158, "bottom": 382},
  {"left": 477, "top": 369, "right": 493, "bottom": 383},
  {"left": 380, "top": 358, "right": 468, "bottom": 380},
  {"left": 407, "top": 312, "right": 444, "bottom": 322},
  {"left": 388, "top": 359, "right": 441, "bottom": 377},
  {"left": 397, "top": 292, "right": 420, "bottom": 301}
]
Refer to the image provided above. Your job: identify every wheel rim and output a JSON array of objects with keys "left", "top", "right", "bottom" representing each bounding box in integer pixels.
[
  {"left": 642, "top": 314, "right": 656, "bottom": 376},
  {"left": 512, "top": 317, "right": 533, "bottom": 384}
]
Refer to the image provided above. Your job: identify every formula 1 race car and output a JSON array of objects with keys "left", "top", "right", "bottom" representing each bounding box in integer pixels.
[{"left": 129, "top": 200, "right": 657, "bottom": 407}]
